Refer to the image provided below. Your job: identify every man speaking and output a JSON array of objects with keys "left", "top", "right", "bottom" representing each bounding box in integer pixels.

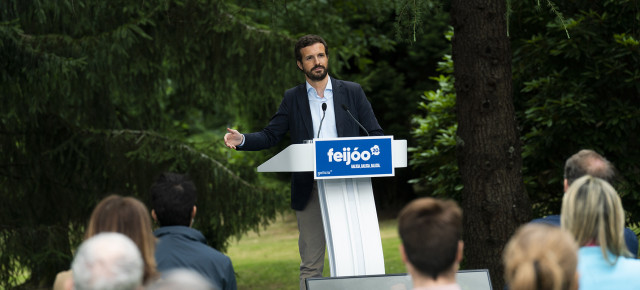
[{"left": 223, "top": 34, "right": 383, "bottom": 290}]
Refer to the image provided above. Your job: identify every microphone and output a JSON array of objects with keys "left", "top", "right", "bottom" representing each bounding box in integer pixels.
[
  {"left": 317, "top": 102, "right": 327, "bottom": 138},
  {"left": 341, "top": 104, "right": 369, "bottom": 136}
]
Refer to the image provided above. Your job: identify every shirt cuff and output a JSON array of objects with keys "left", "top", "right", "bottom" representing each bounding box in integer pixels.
[{"left": 238, "top": 134, "right": 246, "bottom": 147}]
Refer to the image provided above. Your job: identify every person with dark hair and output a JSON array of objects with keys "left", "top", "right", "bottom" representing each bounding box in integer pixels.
[
  {"left": 151, "top": 172, "right": 237, "bottom": 290},
  {"left": 398, "top": 197, "right": 463, "bottom": 290},
  {"left": 531, "top": 149, "right": 638, "bottom": 257},
  {"left": 223, "top": 34, "right": 383, "bottom": 289}
]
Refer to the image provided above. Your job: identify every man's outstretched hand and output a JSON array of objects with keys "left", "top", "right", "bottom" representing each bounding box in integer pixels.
[{"left": 224, "top": 128, "right": 243, "bottom": 150}]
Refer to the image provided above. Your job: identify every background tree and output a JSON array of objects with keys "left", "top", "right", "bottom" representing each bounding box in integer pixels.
[{"left": 450, "top": 1, "right": 530, "bottom": 288}]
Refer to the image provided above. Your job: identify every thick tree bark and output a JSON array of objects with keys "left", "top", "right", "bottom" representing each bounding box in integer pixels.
[{"left": 450, "top": 1, "right": 531, "bottom": 289}]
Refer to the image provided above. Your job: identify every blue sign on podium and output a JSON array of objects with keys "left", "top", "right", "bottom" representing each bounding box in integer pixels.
[{"left": 314, "top": 136, "right": 394, "bottom": 179}]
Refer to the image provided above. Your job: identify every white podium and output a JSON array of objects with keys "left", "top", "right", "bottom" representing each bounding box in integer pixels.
[{"left": 258, "top": 138, "right": 407, "bottom": 277}]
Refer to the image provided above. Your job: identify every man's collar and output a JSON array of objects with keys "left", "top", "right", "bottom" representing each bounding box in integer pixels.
[
  {"left": 305, "top": 75, "right": 332, "bottom": 93},
  {"left": 154, "top": 225, "right": 206, "bottom": 243}
]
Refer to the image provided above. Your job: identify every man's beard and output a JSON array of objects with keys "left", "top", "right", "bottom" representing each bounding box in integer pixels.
[{"left": 305, "top": 65, "right": 328, "bottom": 81}]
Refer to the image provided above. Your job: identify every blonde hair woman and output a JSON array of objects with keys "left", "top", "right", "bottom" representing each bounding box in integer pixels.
[
  {"left": 54, "top": 195, "right": 159, "bottom": 289},
  {"left": 503, "top": 223, "right": 579, "bottom": 290},
  {"left": 561, "top": 175, "right": 640, "bottom": 290}
]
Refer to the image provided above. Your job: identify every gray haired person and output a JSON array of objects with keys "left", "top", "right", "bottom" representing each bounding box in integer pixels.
[
  {"left": 146, "top": 269, "right": 215, "bottom": 290},
  {"left": 72, "top": 232, "right": 144, "bottom": 290}
]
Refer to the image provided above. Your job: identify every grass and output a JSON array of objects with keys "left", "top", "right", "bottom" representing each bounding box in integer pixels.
[{"left": 227, "top": 213, "right": 405, "bottom": 290}]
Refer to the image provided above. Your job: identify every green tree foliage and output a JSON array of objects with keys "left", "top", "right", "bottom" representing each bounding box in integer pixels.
[
  {"left": 1, "top": 0, "right": 296, "bottom": 287},
  {"left": 510, "top": 0, "right": 640, "bottom": 219},
  {"left": 409, "top": 32, "right": 462, "bottom": 198}
]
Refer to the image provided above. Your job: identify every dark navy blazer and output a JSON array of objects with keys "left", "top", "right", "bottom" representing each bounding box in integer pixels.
[{"left": 241, "top": 78, "right": 383, "bottom": 210}]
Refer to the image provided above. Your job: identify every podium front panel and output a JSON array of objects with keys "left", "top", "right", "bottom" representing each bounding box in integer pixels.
[{"left": 318, "top": 178, "right": 385, "bottom": 277}]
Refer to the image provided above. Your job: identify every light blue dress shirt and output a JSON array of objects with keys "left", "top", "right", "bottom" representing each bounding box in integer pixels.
[
  {"left": 577, "top": 246, "right": 640, "bottom": 290},
  {"left": 307, "top": 76, "right": 338, "bottom": 139}
]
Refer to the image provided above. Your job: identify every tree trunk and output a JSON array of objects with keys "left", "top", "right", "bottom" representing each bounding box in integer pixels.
[{"left": 450, "top": 1, "right": 531, "bottom": 289}]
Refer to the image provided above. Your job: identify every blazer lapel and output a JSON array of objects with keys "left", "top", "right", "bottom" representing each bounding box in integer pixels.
[
  {"left": 332, "top": 78, "right": 347, "bottom": 137},
  {"left": 297, "top": 84, "right": 314, "bottom": 140}
]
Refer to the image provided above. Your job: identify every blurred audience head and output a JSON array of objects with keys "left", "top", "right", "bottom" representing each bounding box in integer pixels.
[
  {"left": 146, "top": 269, "right": 215, "bottom": 290},
  {"left": 561, "top": 175, "right": 631, "bottom": 263},
  {"left": 86, "top": 194, "right": 157, "bottom": 283},
  {"left": 504, "top": 223, "right": 579, "bottom": 290},
  {"left": 398, "top": 197, "right": 463, "bottom": 282},
  {"left": 72, "top": 232, "right": 143, "bottom": 290},
  {"left": 150, "top": 173, "right": 197, "bottom": 227},
  {"left": 563, "top": 149, "right": 614, "bottom": 190}
]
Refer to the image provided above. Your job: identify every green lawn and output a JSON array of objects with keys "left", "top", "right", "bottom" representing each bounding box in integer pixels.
[{"left": 227, "top": 214, "right": 405, "bottom": 290}]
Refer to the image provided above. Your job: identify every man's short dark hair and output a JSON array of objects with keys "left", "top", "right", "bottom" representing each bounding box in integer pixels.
[
  {"left": 398, "top": 197, "right": 463, "bottom": 280},
  {"left": 150, "top": 173, "right": 197, "bottom": 227},
  {"left": 294, "top": 34, "right": 329, "bottom": 63},
  {"left": 564, "top": 149, "right": 615, "bottom": 186}
]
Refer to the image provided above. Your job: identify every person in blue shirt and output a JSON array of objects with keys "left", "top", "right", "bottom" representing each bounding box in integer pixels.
[
  {"left": 561, "top": 175, "right": 640, "bottom": 290},
  {"left": 150, "top": 173, "right": 237, "bottom": 290},
  {"left": 531, "top": 149, "right": 638, "bottom": 257}
]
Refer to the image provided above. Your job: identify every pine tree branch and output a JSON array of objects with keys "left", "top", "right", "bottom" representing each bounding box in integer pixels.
[
  {"left": 12, "top": 3, "right": 161, "bottom": 45},
  {"left": 94, "top": 129, "right": 258, "bottom": 190}
]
